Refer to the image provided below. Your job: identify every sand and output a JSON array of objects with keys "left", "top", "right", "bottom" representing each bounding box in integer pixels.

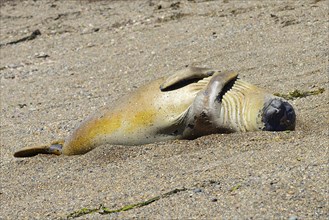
[{"left": 0, "top": 0, "right": 328, "bottom": 219}]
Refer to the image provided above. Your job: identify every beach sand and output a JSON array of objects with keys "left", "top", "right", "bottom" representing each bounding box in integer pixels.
[{"left": 0, "top": 0, "right": 328, "bottom": 219}]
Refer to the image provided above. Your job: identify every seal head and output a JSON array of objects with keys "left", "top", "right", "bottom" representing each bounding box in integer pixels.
[{"left": 262, "top": 99, "right": 296, "bottom": 131}]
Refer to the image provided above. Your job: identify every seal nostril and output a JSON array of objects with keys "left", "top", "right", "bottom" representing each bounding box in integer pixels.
[{"left": 274, "top": 108, "right": 280, "bottom": 115}]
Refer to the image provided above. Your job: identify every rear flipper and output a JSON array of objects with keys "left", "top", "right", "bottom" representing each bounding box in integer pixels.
[{"left": 13, "top": 140, "right": 64, "bottom": 157}]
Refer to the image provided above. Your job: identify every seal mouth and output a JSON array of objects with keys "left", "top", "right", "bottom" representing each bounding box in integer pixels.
[
  {"left": 216, "top": 76, "right": 238, "bottom": 102},
  {"left": 262, "top": 99, "right": 296, "bottom": 131}
]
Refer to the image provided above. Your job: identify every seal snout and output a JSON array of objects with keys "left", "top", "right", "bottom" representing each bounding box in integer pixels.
[{"left": 262, "top": 99, "right": 296, "bottom": 131}]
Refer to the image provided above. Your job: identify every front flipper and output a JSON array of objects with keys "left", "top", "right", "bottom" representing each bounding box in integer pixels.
[
  {"left": 160, "top": 66, "right": 218, "bottom": 91},
  {"left": 202, "top": 71, "right": 238, "bottom": 110},
  {"left": 13, "top": 140, "right": 64, "bottom": 157},
  {"left": 182, "top": 71, "right": 239, "bottom": 138}
]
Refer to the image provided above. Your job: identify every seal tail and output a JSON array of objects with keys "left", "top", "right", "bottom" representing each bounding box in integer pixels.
[{"left": 13, "top": 140, "right": 64, "bottom": 157}]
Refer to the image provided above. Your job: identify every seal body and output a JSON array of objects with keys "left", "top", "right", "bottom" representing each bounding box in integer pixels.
[{"left": 14, "top": 67, "right": 296, "bottom": 157}]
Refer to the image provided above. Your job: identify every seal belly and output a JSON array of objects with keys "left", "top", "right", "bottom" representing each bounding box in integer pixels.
[
  {"left": 62, "top": 111, "right": 123, "bottom": 155},
  {"left": 62, "top": 78, "right": 194, "bottom": 155},
  {"left": 125, "top": 109, "right": 157, "bottom": 133},
  {"left": 63, "top": 107, "right": 162, "bottom": 155}
]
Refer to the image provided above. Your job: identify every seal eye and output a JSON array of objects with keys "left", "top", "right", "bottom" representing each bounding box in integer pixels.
[
  {"left": 262, "top": 99, "right": 296, "bottom": 131},
  {"left": 216, "top": 76, "right": 238, "bottom": 102}
]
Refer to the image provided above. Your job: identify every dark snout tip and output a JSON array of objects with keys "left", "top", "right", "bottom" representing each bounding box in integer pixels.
[{"left": 262, "top": 99, "right": 296, "bottom": 131}]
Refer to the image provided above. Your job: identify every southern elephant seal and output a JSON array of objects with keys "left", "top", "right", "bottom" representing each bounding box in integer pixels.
[{"left": 14, "top": 67, "right": 296, "bottom": 157}]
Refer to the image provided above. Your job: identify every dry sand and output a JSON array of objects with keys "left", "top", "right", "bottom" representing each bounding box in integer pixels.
[{"left": 0, "top": 0, "right": 328, "bottom": 219}]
